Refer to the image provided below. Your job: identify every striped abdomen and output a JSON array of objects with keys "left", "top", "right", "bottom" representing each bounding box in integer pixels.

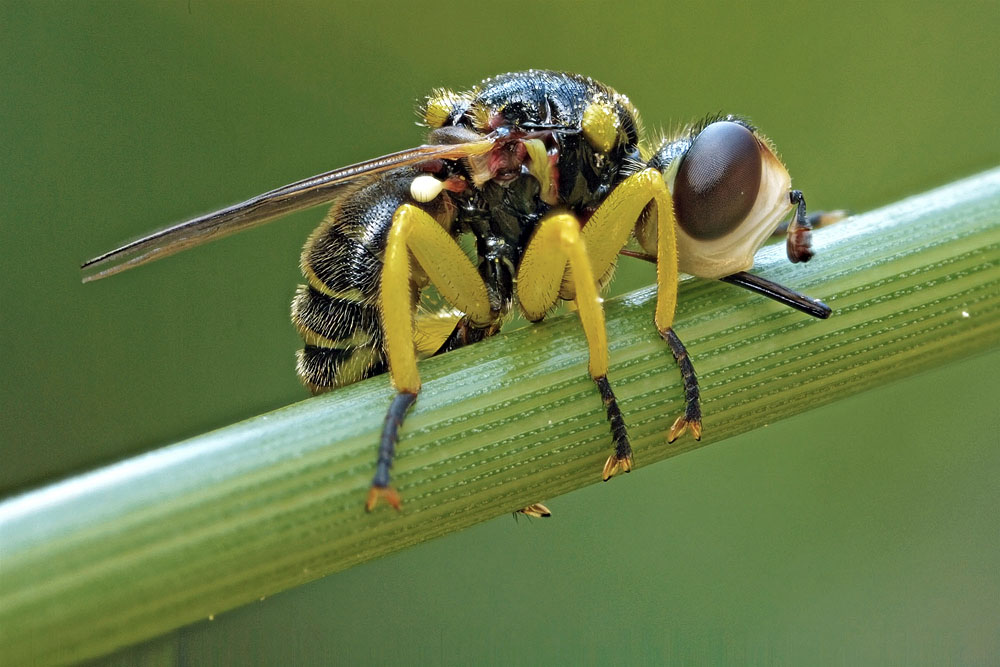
[
  {"left": 293, "top": 283, "right": 386, "bottom": 394},
  {"left": 294, "top": 173, "right": 405, "bottom": 393},
  {"left": 293, "top": 169, "right": 452, "bottom": 394}
]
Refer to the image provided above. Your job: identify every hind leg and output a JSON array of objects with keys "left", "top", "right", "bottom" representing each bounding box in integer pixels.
[
  {"left": 413, "top": 309, "right": 552, "bottom": 518},
  {"left": 370, "top": 204, "right": 497, "bottom": 511}
]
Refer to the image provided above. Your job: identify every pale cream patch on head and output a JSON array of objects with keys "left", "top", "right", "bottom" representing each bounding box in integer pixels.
[{"left": 670, "top": 145, "right": 793, "bottom": 278}]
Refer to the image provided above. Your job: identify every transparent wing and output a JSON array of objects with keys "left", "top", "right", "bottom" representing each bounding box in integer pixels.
[{"left": 81, "top": 139, "right": 495, "bottom": 282}]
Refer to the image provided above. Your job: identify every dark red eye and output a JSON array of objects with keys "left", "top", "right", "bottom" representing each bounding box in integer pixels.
[{"left": 674, "top": 121, "right": 762, "bottom": 240}]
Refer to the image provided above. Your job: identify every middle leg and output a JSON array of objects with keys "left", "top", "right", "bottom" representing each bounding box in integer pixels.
[{"left": 517, "top": 210, "right": 633, "bottom": 480}]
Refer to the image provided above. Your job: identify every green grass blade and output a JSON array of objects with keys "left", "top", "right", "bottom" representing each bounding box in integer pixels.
[{"left": 2, "top": 168, "right": 998, "bottom": 664}]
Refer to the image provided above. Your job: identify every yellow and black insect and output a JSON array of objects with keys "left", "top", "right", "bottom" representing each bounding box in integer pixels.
[{"left": 83, "top": 71, "right": 830, "bottom": 512}]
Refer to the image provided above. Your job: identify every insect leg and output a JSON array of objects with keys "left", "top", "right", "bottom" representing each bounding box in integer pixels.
[
  {"left": 370, "top": 204, "right": 495, "bottom": 511},
  {"left": 518, "top": 211, "right": 632, "bottom": 481},
  {"left": 413, "top": 309, "right": 549, "bottom": 518},
  {"left": 413, "top": 309, "right": 502, "bottom": 359},
  {"left": 563, "top": 168, "right": 702, "bottom": 443},
  {"left": 646, "top": 175, "right": 702, "bottom": 442}
]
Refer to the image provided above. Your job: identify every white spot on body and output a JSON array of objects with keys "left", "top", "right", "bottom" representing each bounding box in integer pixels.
[{"left": 410, "top": 174, "right": 444, "bottom": 203}]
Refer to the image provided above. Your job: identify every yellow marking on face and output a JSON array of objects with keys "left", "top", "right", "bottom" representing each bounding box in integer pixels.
[{"left": 582, "top": 101, "right": 620, "bottom": 153}]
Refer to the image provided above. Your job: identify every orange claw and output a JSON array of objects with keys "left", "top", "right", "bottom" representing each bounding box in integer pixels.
[
  {"left": 365, "top": 485, "right": 402, "bottom": 512},
  {"left": 668, "top": 416, "right": 703, "bottom": 443},
  {"left": 602, "top": 453, "right": 634, "bottom": 481}
]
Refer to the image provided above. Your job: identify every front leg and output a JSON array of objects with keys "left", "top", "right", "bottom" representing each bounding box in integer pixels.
[{"left": 562, "top": 168, "right": 703, "bottom": 442}]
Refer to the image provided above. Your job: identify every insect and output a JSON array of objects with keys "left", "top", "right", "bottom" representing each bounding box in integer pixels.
[
  {"left": 83, "top": 71, "right": 831, "bottom": 512},
  {"left": 515, "top": 503, "right": 553, "bottom": 520}
]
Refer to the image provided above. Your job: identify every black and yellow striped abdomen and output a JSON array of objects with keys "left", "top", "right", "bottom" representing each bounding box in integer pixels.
[
  {"left": 293, "top": 284, "right": 386, "bottom": 393},
  {"left": 293, "top": 169, "right": 452, "bottom": 393},
  {"left": 294, "top": 173, "right": 404, "bottom": 393}
]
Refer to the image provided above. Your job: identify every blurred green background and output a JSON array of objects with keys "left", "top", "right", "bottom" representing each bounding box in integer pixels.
[{"left": 3, "top": 1, "right": 998, "bottom": 664}]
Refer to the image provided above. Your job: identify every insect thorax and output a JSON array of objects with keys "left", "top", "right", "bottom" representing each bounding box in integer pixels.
[{"left": 427, "top": 71, "right": 644, "bottom": 305}]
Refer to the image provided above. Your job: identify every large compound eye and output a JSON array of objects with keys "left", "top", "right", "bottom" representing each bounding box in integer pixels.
[{"left": 674, "top": 121, "right": 762, "bottom": 240}]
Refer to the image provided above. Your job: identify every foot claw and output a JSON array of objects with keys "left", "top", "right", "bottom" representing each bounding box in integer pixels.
[
  {"left": 366, "top": 485, "right": 402, "bottom": 512},
  {"left": 668, "top": 416, "right": 703, "bottom": 443},
  {"left": 602, "top": 453, "right": 634, "bottom": 481}
]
